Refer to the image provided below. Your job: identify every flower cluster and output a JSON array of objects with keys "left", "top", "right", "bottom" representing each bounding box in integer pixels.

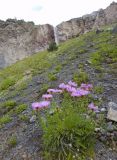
[
  {"left": 59, "top": 81, "right": 91, "bottom": 97},
  {"left": 88, "top": 103, "right": 99, "bottom": 112},
  {"left": 32, "top": 80, "right": 98, "bottom": 112},
  {"left": 32, "top": 101, "right": 50, "bottom": 110}
]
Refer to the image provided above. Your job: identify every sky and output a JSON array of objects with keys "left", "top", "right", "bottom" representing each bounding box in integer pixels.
[{"left": 0, "top": 0, "right": 116, "bottom": 26}]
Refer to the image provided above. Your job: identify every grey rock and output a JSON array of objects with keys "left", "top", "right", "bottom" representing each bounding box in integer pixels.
[
  {"left": 107, "top": 122, "right": 114, "bottom": 132},
  {"left": 100, "top": 136, "right": 107, "bottom": 142},
  {"left": 112, "top": 25, "right": 117, "bottom": 34},
  {"left": 95, "top": 128, "right": 101, "bottom": 132},
  {"left": 56, "top": 2, "right": 117, "bottom": 43},
  {"left": 0, "top": 21, "right": 54, "bottom": 68},
  {"left": 30, "top": 115, "right": 36, "bottom": 123},
  {"left": 107, "top": 102, "right": 117, "bottom": 122},
  {"left": 100, "top": 108, "right": 106, "bottom": 112}
]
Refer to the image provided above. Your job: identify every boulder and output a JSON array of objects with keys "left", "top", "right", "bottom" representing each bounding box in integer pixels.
[{"left": 107, "top": 102, "right": 117, "bottom": 122}]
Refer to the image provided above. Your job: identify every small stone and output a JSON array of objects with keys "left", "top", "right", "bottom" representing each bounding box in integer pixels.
[
  {"left": 100, "top": 108, "right": 106, "bottom": 112},
  {"left": 95, "top": 128, "right": 101, "bottom": 132},
  {"left": 100, "top": 136, "right": 107, "bottom": 142},
  {"left": 100, "top": 129, "right": 106, "bottom": 135},
  {"left": 107, "top": 122, "right": 114, "bottom": 132},
  {"left": 22, "top": 153, "right": 27, "bottom": 159},
  {"left": 107, "top": 102, "right": 117, "bottom": 122},
  {"left": 107, "top": 132, "right": 111, "bottom": 137},
  {"left": 30, "top": 115, "right": 36, "bottom": 123}
]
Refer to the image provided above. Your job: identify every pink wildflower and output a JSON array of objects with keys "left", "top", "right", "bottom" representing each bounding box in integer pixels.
[
  {"left": 47, "top": 88, "right": 63, "bottom": 94},
  {"left": 47, "top": 89, "right": 57, "bottom": 94},
  {"left": 88, "top": 103, "right": 98, "bottom": 112},
  {"left": 66, "top": 85, "right": 77, "bottom": 93},
  {"left": 54, "top": 89, "right": 63, "bottom": 93},
  {"left": 59, "top": 83, "right": 67, "bottom": 90},
  {"left": 68, "top": 81, "right": 77, "bottom": 87},
  {"left": 81, "top": 83, "right": 93, "bottom": 91},
  {"left": 40, "top": 101, "right": 50, "bottom": 108},
  {"left": 32, "top": 102, "right": 41, "bottom": 110},
  {"left": 42, "top": 94, "right": 53, "bottom": 100},
  {"left": 71, "top": 92, "right": 81, "bottom": 97},
  {"left": 32, "top": 101, "right": 50, "bottom": 110}
]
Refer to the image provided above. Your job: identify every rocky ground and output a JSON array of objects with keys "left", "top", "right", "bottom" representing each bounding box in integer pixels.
[{"left": 0, "top": 29, "right": 117, "bottom": 160}]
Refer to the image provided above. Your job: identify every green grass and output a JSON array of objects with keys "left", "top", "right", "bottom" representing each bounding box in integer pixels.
[
  {"left": 41, "top": 93, "right": 95, "bottom": 160},
  {"left": 94, "top": 85, "right": 104, "bottom": 94},
  {"left": 8, "top": 136, "right": 17, "bottom": 147},
  {"left": 19, "top": 115, "right": 29, "bottom": 122},
  {"left": 36, "top": 83, "right": 51, "bottom": 98},
  {"left": 0, "top": 77, "right": 16, "bottom": 91},
  {"left": 0, "top": 100, "right": 16, "bottom": 114},
  {"left": 73, "top": 70, "right": 89, "bottom": 85},
  {"left": 15, "top": 104, "right": 27, "bottom": 114},
  {"left": 0, "top": 115, "right": 12, "bottom": 125},
  {"left": 48, "top": 72, "right": 57, "bottom": 81}
]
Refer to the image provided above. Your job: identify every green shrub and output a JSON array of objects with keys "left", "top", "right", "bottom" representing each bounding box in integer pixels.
[
  {"left": 15, "top": 104, "right": 27, "bottom": 114},
  {"left": 73, "top": 70, "right": 89, "bottom": 85},
  {"left": 8, "top": 136, "right": 17, "bottom": 147},
  {"left": 0, "top": 115, "right": 12, "bottom": 125},
  {"left": 41, "top": 94, "right": 95, "bottom": 160},
  {"left": 19, "top": 115, "right": 29, "bottom": 122},
  {"left": 90, "top": 52, "right": 104, "bottom": 66},
  {"left": 0, "top": 100, "right": 16, "bottom": 113},
  {"left": 47, "top": 42, "right": 58, "bottom": 52},
  {"left": 48, "top": 73, "right": 57, "bottom": 81},
  {"left": 55, "top": 65, "right": 62, "bottom": 72},
  {"left": 0, "top": 77, "right": 16, "bottom": 91},
  {"left": 94, "top": 85, "right": 104, "bottom": 94}
]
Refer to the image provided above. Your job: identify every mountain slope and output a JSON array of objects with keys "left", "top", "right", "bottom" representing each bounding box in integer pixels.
[{"left": 0, "top": 24, "right": 117, "bottom": 160}]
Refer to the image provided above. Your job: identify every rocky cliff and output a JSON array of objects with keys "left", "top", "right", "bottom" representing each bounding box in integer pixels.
[
  {"left": 0, "top": 2, "right": 117, "bottom": 68},
  {"left": 56, "top": 2, "right": 117, "bottom": 43},
  {"left": 0, "top": 19, "right": 54, "bottom": 68}
]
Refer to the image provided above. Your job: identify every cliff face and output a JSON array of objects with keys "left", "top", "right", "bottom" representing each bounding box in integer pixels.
[
  {"left": 56, "top": 2, "right": 117, "bottom": 43},
  {"left": 0, "top": 2, "right": 117, "bottom": 68},
  {"left": 0, "top": 19, "right": 54, "bottom": 68}
]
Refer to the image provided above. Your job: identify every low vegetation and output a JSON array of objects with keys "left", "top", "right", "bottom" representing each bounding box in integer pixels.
[{"left": 8, "top": 136, "right": 17, "bottom": 148}]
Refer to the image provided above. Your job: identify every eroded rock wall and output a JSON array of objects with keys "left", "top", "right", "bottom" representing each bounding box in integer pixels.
[
  {"left": 0, "top": 19, "right": 54, "bottom": 68},
  {"left": 56, "top": 2, "right": 117, "bottom": 43}
]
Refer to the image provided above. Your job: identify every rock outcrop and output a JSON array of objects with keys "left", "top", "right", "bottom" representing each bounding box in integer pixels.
[
  {"left": 0, "top": 2, "right": 117, "bottom": 68},
  {"left": 56, "top": 2, "right": 117, "bottom": 43},
  {"left": 0, "top": 19, "right": 54, "bottom": 68}
]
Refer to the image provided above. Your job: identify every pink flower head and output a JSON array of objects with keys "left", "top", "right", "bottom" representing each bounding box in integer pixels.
[
  {"left": 74, "top": 89, "right": 90, "bottom": 96},
  {"left": 32, "top": 102, "right": 42, "bottom": 110},
  {"left": 47, "top": 89, "right": 63, "bottom": 94},
  {"left": 68, "top": 81, "right": 77, "bottom": 87},
  {"left": 71, "top": 92, "right": 81, "bottom": 97},
  {"left": 88, "top": 103, "right": 98, "bottom": 112},
  {"left": 54, "top": 89, "right": 63, "bottom": 93},
  {"left": 66, "top": 85, "right": 77, "bottom": 93},
  {"left": 59, "top": 83, "right": 66, "bottom": 90},
  {"left": 47, "top": 89, "right": 57, "bottom": 94},
  {"left": 32, "top": 101, "right": 50, "bottom": 110},
  {"left": 81, "top": 83, "right": 93, "bottom": 91},
  {"left": 65, "top": 85, "right": 71, "bottom": 91},
  {"left": 79, "top": 89, "right": 90, "bottom": 96},
  {"left": 42, "top": 94, "right": 53, "bottom": 100},
  {"left": 40, "top": 101, "right": 50, "bottom": 108},
  {"left": 87, "top": 84, "right": 93, "bottom": 90}
]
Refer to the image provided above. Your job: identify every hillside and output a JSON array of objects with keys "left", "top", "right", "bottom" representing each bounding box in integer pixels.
[{"left": 0, "top": 24, "right": 117, "bottom": 160}]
